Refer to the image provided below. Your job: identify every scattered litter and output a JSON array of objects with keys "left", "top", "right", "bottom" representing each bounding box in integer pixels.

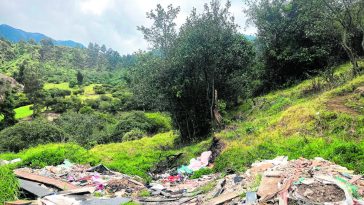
[
  {"left": 0, "top": 158, "right": 22, "bottom": 165},
  {"left": 13, "top": 153, "right": 364, "bottom": 205},
  {"left": 245, "top": 192, "right": 257, "bottom": 204}
]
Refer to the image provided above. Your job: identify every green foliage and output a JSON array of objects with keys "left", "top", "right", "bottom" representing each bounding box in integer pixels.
[
  {"left": 0, "top": 143, "right": 100, "bottom": 168},
  {"left": 23, "top": 61, "right": 45, "bottom": 117},
  {"left": 19, "top": 143, "right": 99, "bottom": 168},
  {"left": 190, "top": 168, "right": 213, "bottom": 179},
  {"left": 0, "top": 119, "right": 66, "bottom": 152},
  {"left": 0, "top": 85, "right": 17, "bottom": 129},
  {"left": 137, "top": 1, "right": 255, "bottom": 141},
  {"left": 0, "top": 166, "right": 19, "bottom": 203},
  {"left": 122, "top": 129, "right": 146, "bottom": 142},
  {"left": 55, "top": 111, "right": 115, "bottom": 148},
  {"left": 145, "top": 112, "right": 172, "bottom": 132},
  {"left": 247, "top": 0, "right": 345, "bottom": 89},
  {"left": 91, "top": 132, "right": 210, "bottom": 180},
  {"left": 215, "top": 62, "right": 364, "bottom": 175},
  {"left": 113, "top": 111, "right": 167, "bottom": 141}
]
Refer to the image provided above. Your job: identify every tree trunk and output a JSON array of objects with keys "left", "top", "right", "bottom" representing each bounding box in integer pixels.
[{"left": 341, "top": 31, "right": 359, "bottom": 74}]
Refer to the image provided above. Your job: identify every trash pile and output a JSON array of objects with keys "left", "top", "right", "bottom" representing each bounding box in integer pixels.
[
  {"left": 243, "top": 156, "right": 364, "bottom": 204},
  {"left": 5, "top": 154, "right": 364, "bottom": 205},
  {"left": 139, "top": 156, "right": 364, "bottom": 204},
  {"left": 13, "top": 160, "right": 144, "bottom": 205}
]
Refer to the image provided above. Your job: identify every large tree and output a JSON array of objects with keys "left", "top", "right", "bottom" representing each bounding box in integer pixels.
[
  {"left": 23, "top": 63, "right": 45, "bottom": 118},
  {"left": 138, "top": 1, "right": 255, "bottom": 141},
  {"left": 247, "top": 0, "right": 344, "bottom": 89},
  {"left": 138, "top": 4, "right": 180, "bottom": 57}
]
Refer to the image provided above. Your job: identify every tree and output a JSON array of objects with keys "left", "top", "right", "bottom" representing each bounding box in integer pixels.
[
  {"left": 247, "top": 0, "right": 344, "bottom": 88},
  {"left": 77, "top": 71, "right": 84, "bottom": 85},
  {"left": 137, "top": 1, "right": 255, "bottom": 141},
  {"left": 23, "top": 63, "right": 45, "bottom": 118},
  {"left": 138, "top": 4, "right": 180, "bottom": 57},
  {"left": 0, "top": 81, "right": 17, "bottom": 129},
  {"left": 320, "top": 0, "right": 363, "bottom": 73},
  {"left": 39, "top": 38, "right": 54, "bottom": 61},
  {"left": 13, "top": 60, "right": 27, "bottom": 84}
]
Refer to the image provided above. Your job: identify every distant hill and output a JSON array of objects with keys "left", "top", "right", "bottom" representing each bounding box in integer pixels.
[{"left": 0, "top": 24, "right": 84, "bottom": 48}]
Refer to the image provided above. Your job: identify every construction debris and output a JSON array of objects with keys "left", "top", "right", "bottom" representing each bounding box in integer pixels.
[{"left": 8, "top": 154, "right": 364, "bottom": 205}]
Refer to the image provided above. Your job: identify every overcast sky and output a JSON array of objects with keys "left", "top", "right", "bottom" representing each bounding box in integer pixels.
[{"left": 0, "top": 0, "right": 256, "bottom": 55}]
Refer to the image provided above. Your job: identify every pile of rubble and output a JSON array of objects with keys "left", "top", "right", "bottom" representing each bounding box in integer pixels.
[
  {"left": 12, "top": 160, "right": 144, "bottom": 205},
  {"left": 4, "top": 155, "right": 364, "bottom": 205},
  {"left": 137, "top": 156, "right": 364, "bottom": 204}
]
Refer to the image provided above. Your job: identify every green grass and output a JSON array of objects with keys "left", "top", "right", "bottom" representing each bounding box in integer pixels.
[
  {"left": 1, "top": 105, "right": 34, "bottom": 120},
  {"left": 14, "top": 105, "right": 33, "bottom": 119},
  {"left": 0, "top": 132, "right": 210, "bottom": 182},
  {"left": 44, "top": 83, "right": 109, "bottom": 101},
  {"left": 214, "top": 61, "right": 364, "bottom": 174},
  {"left": 44, "top": 82, "right": 76, "bottom": 91},
  {"left": 0, "top": 143, "right": 99, "bottom": 168},
  {"left": 0, "top": 166, "right": 19, "bottom": 203},
  {"left": 91, "top": 132, "right": 211, "bottom": 181}
]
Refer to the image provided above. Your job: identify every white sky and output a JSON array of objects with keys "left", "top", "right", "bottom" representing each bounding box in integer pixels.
[{"left": 0, "top": 0, "right": 256, "bottom": 55}]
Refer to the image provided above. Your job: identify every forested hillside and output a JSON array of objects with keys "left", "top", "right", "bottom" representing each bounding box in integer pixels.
[{"left": 0, "top": 0, "right": 364, "bottom": 203}]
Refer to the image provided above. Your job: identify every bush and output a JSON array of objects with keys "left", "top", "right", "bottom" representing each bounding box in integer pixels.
[
  {"left": 55, "top": 111, "right": 114, "bottom": 147},
  {"left": 0, "top": 166, "right": 19, "bottom": 203},
  {"left": 0, "top": 119, "right": 67, "bottom": 152},
  {"left": 145, "top": 112, "right": 173, "bottom": 132},
  {"left": 113, "top": 111, "right": 164, "bottom": 141},
  {"left": 85, "top": 99, "right": 100, "bottom": 109},
  {"left": 73, "top": 89, "right": 84, "bottom": 95},
  {"left": 69, "top": 80, "right": 77, "bottom": 88},
  {"left": 47, "top": 88, "right": 71, "bottom": 98},
  {"left": 79, "top": 106, "right": 94, "bottom": 114},
  {"left": 122, "top": 129, "right": 146, "bottom": 141},
  {"left": 94, "top": 85, "right": 106, "bottom": 94}
]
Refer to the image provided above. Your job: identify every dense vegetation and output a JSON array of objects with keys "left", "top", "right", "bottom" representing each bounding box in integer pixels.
[{"left": 0, "top": 0, "right": 364, "bottom": 198}]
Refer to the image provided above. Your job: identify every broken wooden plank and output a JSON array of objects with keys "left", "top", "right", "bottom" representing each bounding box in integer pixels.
[
  {"left": 14, "top": 169, "right": 78, "bottom": 190},
  {"left": 203, "top": 191, "right": 242, "bottom": 205},
  {"left": 4, "top": 200, "right": 32, "bottom": 205}
]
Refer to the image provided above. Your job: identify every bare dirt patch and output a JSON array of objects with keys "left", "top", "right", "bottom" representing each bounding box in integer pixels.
[{"left": 326, "top": 95, "right": 358, "bottom": 115}]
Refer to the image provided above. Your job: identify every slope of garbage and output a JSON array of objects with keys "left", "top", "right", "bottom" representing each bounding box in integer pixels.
[{"left": 3, "top": 153, "right": 364, "bottom": 205}]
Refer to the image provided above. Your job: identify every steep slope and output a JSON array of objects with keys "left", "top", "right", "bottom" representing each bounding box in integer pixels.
[
  {"left": 0, "top": 24, "right": 84, "bottom": 48},
  {"left": 214, "top": 61, "right": 364, "bottom": 174}
]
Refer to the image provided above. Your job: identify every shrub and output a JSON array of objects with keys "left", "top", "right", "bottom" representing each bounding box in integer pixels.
[
  {"left": 122, "top": 129, "right": 146, "bottom": 141},
  {"left": 145, "top": 112, "right": 173, "bottom": 132},
  {"left": 47, "top": 88, "right": 71, "bottom": 98},
  {"left": 93, "top": 85, "right": 106, "bottom": 94},
  {"left": 79, "top": 106, "right": 94, "bottom": 114},
  {"left": 0, "top": 119, "right": 67, "bottom": 152},
  {"left": 0, "top": 166, "right": 19, "bottom": 203},
  {"left": 69, "top": 80, "right": 77, "bottom": 88},
  {"left": 100, "top": 95, "right": 112, "bottom": 101},
  {"left": 73, "top": 88, "right": 84, "bottom": 95},
  {"left": 55, "top": 111, "right": 114, "bottom": 147},
  {"left": 113, "top": 111, "right": 163, "bottom": 141}
]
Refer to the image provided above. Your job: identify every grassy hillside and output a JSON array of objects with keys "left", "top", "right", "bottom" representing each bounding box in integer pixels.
[
  {"left": 2, "top": 61, "right": 364, "bottom": 181},
  {"left": 214, "top": 61, "right": 364, "bottom": 173}
]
